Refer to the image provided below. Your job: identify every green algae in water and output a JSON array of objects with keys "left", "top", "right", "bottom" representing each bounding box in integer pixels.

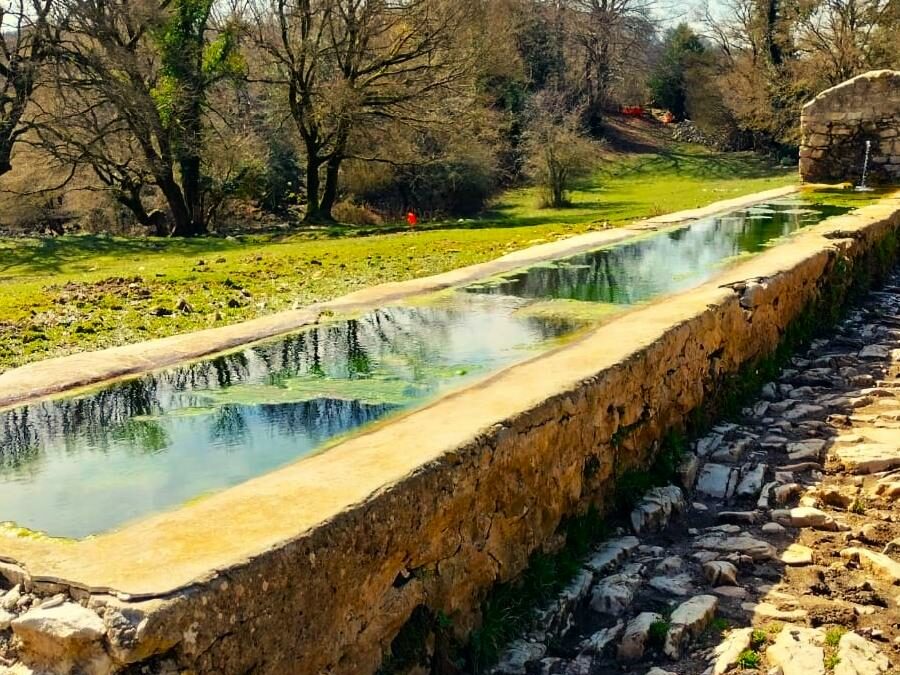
[
  {"left": 802, "top": 186, "right": 893, "bottom": 206},
  {"left": 513, "top": 299, "right": 625, "bottom": 324},
  {"left": 0, "top": 521, "right": 70, "bottom": 543},
  {"left": 197, "top": 367, "right": 482, "bottom": 408}
]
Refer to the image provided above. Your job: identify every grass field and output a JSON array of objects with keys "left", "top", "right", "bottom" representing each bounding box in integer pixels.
[{"left": 0, "top": 144, "right": 796, "bottom": 373}]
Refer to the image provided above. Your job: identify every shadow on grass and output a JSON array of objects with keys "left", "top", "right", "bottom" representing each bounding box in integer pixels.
[
  {"left": 608, "top": 149, "right": 790, "bottom": 181},
  {"left": 475, "top": 200, "right": 645, "bottom": 229},
  {"left": 0, "top": 235, "right": 246, "bottom": 278}
]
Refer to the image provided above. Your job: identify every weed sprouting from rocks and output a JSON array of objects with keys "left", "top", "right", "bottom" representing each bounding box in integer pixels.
[
  {"left": 465, "top": 506, "right": 609, "bottom": 673},
  {"left": 613, "top": 430, "right": 686, "bottom": 514},
  {"left": 825, "top": 626, "right": 847, "bottom": 648},
  {"left": 648, "top": 620, "right": 670, "bottom": 648},
  {"left": 708, "top": 617, "right": 731, "bottom": 636},
  {"left": 737, "top": 649, "right": 762, "bottom": 669},
  {"left": 750, "top": 628, "right": 768, "bottom": 649}
]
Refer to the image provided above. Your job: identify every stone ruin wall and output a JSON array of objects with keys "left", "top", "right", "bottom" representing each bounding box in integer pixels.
[{"left": 800, "top": 70, "right": 900, "bottom": 185}]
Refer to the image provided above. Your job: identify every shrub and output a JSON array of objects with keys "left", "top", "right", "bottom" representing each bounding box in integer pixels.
[
  {"left": 332, "top": 201, "right": 384, "bottom": 227},
  {"left": 522, "top": 89, "right": 598, "bottom": 209},
  {"left": 751, "top": 628, "right": 768, "bottom": 648},
  {"left": 648, "top": 620, "right": 670, "bottom": 647}
]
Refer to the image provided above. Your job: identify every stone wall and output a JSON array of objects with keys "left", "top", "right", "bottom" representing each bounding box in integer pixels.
[
  {"left": 1, "top": 195, "right": 899, "bottom": 675},
  {"left": 800, "top": 70, "right": 900, "bottom": 185}
]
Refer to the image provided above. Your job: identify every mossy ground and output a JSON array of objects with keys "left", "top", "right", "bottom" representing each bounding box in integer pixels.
[{"left": 0, "top": 146, "right": 796, "bottom": 373}]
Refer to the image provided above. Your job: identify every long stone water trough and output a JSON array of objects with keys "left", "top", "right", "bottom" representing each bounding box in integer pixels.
[{"left": 1, "top": 186, "right": 899, "bottom": 675}]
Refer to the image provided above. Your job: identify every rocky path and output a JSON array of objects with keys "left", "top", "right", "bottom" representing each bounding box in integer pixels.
[{"left": 493, "top": 274, "right": 900, "bottom": 675}]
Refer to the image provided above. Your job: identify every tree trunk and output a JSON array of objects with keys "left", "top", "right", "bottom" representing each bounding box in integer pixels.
[
  {"left": 116, "top": 187, "right": 151, "bottom": 226},
  {"left": 764, "top": 0, "right": 783, "bottom": 67},
  {"left": 318, "top": 155, "right": 342, "bottom": 221},
  {"left": 157, "top": 171, "right": 196, "bottom": 236},
  {"left": 179, "top": 98, "right": 206, "bottom": 233},
  {"left": 304, "top": 153, "right": 320, "bottom": 222},
  {"left": 180, "top": 154, "right": 203, "bottom": 231}
]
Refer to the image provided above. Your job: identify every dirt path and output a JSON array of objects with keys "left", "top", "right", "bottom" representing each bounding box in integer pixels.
[{"left": 492, "top": 273, "right": 900, "bottom": 675}]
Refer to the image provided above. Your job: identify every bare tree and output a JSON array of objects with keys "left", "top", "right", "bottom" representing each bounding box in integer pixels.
[
  {"left": 249, "top": 0, "right": 479, "bottom": 223},
  {"left": 0, "top": 0, "right": 55, "bottom": 176},
  {"left": 795, "top": 0, "right": 898, "bottom": 85},
  {"left": 697, "top": 0, "right": 758, "bottom": 64},
  {"left": 564, "top": 0, "right": 659, "bottom": 130}
]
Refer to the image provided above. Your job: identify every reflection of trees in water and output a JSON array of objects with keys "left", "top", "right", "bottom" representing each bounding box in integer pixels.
[
  {"left": 110, "top": 419, "right": 171, "bottom": 455},
  {"left": 256, "top": 399, "right": 396, "bottom": 442},
  {"left": 0, "top": 408, "right": 40, "bottom": 471},
  {"left": 471, "top": 206, "right": 816, "bottom": 304},
  {"left": 0, "top": 294, "right": 575, "bottom": 473},
  {"left": 209, "top": 405, "right": 249, "bottom": 446},
  {"left": 1, "top": 396, "right": 397, "bottom": 473},
  {"left": 0, "top": 308, "right": 441, "bottom": 464},
  {"left": 253, "top": 307, "right": 456, "bottom": 382},
  {"left": 0, "top": 378, "right": 163, "bottom": 459},
  {"left": 199, "top": 399, "right": 397, "bottom": 450}
]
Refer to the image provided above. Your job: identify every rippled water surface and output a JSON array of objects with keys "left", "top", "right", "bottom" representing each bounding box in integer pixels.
[{"left": 0, "top": 197, "right": 852, "bottom": 537}]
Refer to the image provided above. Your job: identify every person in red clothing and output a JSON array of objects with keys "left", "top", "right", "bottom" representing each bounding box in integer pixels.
[{"left": 406, "top": 211, "right": 418, "bottom": 228}]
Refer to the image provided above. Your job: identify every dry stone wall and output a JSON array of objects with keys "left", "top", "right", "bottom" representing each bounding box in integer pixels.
[
  {"left": 1, "top": 197, "right": 899, "bottom": 675},
  {"left": 800, "top": 70, "right": 900, "bottom": 185}
]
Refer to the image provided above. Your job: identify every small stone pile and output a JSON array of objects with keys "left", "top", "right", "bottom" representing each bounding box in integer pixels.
[
  {"left": 491, "top": 270, "right": 900, "bottom": 675},
  {"left": 670, "top": 121, "right": 713, "bottom": 147},
  {"left": 0, "top": 579, "right": 112, "bottom": 674},
  {"left": 0, "top": 564, "right": 150, "bottom": 674}
]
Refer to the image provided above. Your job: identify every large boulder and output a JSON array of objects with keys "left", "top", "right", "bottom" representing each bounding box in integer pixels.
[{"left": 11, "top": 602, "right": 111, "bottom": 675}]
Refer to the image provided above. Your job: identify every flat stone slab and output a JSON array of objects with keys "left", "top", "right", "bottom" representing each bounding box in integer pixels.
[
  {"left": 772, "top": 507, "right": 841, "bottom": 531},
  {"left": 713, "top": 627, "right": 753, "bottom": 675},
  {"left": 703, "top": 561, "right": 738, "bottom": 586},
  {"left": 631, "top": 486, "right": 685, "bottom": 534},
  {"left": 648, "top": 574, "right": 694, "bottom": 596},
  {"left": 664, "top": 595, "right": 718, "bottom": 659},
  {"left": 585, "top": 536, "right": 640, "bottom": 575},
  {"left": 833, "top": 444, "right": 900, "bottom": 474},
  {"left": 835, "top": 632, "right": 890, "bottom": 675},
  {"left": 781, "top": 543, "right": 815, "bottom": 566},
  {"left": 591, "top": 565, "right": 644, "bottom": 615},
  {"left": 735, "top": 464, "right": 767, "bottom": 498},
  {"left": 577, "top": 621, "right": 623, "bottom": 657},
  {"left": 696, "top": 464, "right": 737, "bottom": 499},
  {"left": 767, "top": 626, "right": 825, "bottom": 675},
  {"left": 743, "top": 602, "right": 808, "bottom": 622},
  {"left": 693, "top": 535, "right": 777, "bottom": 560},
  {"left": 787, "top": 439, "right": 827, "bottom": 461},
  {"left": 11, "top": 602, "right": 107, "bottom": 667},
  {"left": 841, "top": 547, "right": 900, "bottom": 582},
  {"left": 618, "top": 612, "right": 662, "bottom": 663}
]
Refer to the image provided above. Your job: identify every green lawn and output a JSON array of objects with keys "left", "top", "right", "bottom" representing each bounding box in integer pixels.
[{"left": 0, "top": 145, "right": 796, "bottom": 373}]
